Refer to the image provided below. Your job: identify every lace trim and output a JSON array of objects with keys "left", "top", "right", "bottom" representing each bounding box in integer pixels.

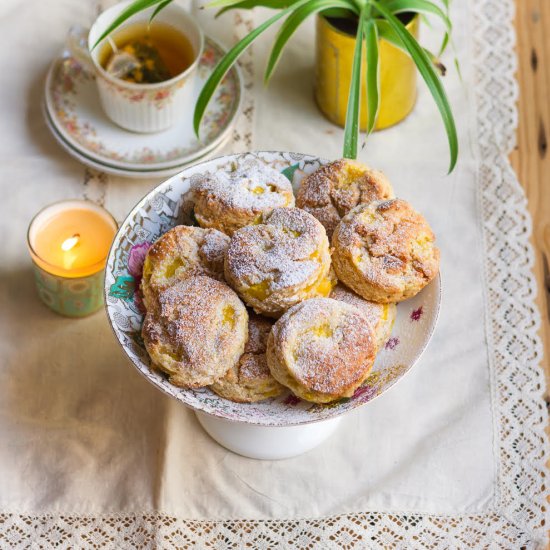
[
  {"left": 1, "top": 0, "right": 548, "bottom": 547},
  {"left": 474, "top": 1, "right": 548, "bottom": 545},
  {"left": 0, "top": 511, "right": 538, "bottom": 548}
]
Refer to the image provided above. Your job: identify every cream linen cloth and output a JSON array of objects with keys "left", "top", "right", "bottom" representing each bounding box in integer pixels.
[{"left": 0, "top": 0, "right": 547, "bottom": 547}]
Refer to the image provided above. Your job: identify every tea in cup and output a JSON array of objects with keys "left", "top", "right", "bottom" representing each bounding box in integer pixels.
[{"left": 68, "top": 0, "right": 204, "bottom": 133}]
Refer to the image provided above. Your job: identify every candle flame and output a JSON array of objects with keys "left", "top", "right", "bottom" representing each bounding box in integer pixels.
[{"left": 61, "top": 234, "right": 80, "bottom": 252}]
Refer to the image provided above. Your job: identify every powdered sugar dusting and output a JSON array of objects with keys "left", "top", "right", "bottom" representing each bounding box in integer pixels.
[
  {"left": 239, "top": 354, "right": 271, "bottom": 382},
  {"left": 193, "top": 161, "right": 293, "bottom": 211},
  {"left": 143, "top": 275, "right": 247, "bottom": 384},
  {"left": 245, "top": 313, "right": 272, "bottom": 354},
  {"left": 296, "top": 159, "right": 394, "bottom": 238},
  {"left": 334, "top": 199, "right": 440, "bottom": 290},
  {"left": 199, "top": 230, "right": 230, "bottom": 267},
  {"left": 274, "top": 298, "right": 375, "bottom": 394},
  {"left": 226, "top": 208, "right": 329, "bottom": 291},
  {"left": 142, "top": 226, "right": 229, "bottom": 310}
]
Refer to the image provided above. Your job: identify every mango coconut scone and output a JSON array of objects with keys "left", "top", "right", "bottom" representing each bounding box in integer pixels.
[
  {"left": 210, "top": 312, "right": 285, "bottom": 403},
  {"left": 141, "top": 225, "right": 230, "bottom": 311},
  {"left": 296, "top": 159, "right": 394, "bottom": 238},
  {"left": 142, "top": 275, "right": 248, "bottom": 388},
  {"left": 224, "top": 207, "right": 336, "bottom": 318},
  {"left": 266, "top": 298, "right": 377, "bottom": 404},
  {"left": 332, "top": 199, "right": 440, "bottom": 303},
  {"left": 330, "top": 284, "right": 396, "bottom": 352},
  {"left": 192, "top": 162, "right": 295, "bottom": 236}
]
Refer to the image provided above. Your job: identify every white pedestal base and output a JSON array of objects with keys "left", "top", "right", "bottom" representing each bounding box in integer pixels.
[{"left": 195, "top": 411, "right": 343, "bottom": 460}]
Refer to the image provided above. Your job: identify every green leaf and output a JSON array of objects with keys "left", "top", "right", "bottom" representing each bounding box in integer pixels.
[
  {"left": 384, "top": 0, "right": 451, "bottom": 32},
  {"left": 342, "top": 9, "right": 365, "bottom": 159},
  {"left": 438, "top": 0, "right": 452, "bottom": 56},
  {"left": 212, "top": 0, "right": 298, "bottom": 14},
  {"left": 424, "top": 47, "right": 446, "bottom": 76},
  {"left": 265, "top": 0, "right": 355, "bottom": 83},
  {"left": 193, "top": 0, "right": 310, "bottom": 136},
  {"left": 149, "top": 0, "right": 173, "bottom": 22},
  {"left": 386, "top": 1, "right": 451, "bottom": 57},
  {"left": 320, "top": 7, "right": 356, "bottom": 18},
  {"left": 376, "top": 19, "right": 407, "bottom": 53},
  {"left": 440, "top": 1, "right": 462, "bottom": 78},
  {"left": 207, "top": 0, "right": 247, "bottom": 8},
  {"left": 363, "top": 18, "right": 380, "bottom": 134},
  {"left": 419, "top": 13, "right": 432, "bottom": 28},
  {"left": 454, "top": 57, "right": 463, "bottom": 81},
  {"left": 438, "top": 32, "right": 449, "bottom": 57},
  {"left": 378, "top": 21, "right": 447, "bottom": 75},
  {"left": 91, "top": 0, "right": 166, "bottom": 50},
  {"left": 375, "top": 19, "right": 446, "bottom": 70},
  {"left": 373, "top": 0, "right": 458, "bottom": 172}
]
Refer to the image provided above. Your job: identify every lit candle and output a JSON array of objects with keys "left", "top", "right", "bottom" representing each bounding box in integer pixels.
[{"left": 27, "top": 200, "right": 117, "bottom": 317}]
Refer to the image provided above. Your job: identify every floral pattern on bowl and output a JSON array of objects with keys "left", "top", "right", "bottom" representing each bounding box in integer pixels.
[{"left": 104, "top": 151, "right": 441, "bottom": 426}]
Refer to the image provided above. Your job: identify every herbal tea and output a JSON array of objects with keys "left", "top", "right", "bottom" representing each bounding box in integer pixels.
[{"left": 98, "top": 21, "right": 195, "bottom": 84}]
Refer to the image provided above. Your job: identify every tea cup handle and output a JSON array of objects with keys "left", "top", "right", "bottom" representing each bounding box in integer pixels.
[{"left": 65, "top": 25, "right": 95, "bottom": 74}]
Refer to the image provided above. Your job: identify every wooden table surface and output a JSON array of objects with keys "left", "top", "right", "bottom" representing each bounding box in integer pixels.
[{"left": 511, "top": 1, "right": 550, "bottom": 406}]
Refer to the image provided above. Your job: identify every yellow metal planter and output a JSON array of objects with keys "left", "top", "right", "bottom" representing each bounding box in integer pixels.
[{"left": 315, "top": 15, "right": 419, "bottom": 131}]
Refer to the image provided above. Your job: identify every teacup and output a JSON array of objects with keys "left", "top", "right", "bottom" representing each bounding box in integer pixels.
[{"left": 67, "top": 0, "right": 204, "bottom": 133}]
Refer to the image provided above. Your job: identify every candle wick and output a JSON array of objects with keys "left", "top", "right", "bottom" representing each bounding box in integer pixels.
[{"left": 61, "top": 233, "right": 81, "bottom": 252}]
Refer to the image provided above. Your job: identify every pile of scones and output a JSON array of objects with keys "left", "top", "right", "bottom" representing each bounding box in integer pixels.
[{"left": 141, "top": 159, "right": 440, "bottom": 404}]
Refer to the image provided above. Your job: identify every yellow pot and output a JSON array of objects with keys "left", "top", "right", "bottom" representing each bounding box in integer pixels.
[{"left": 315, "top": 14, "right": 419, "bottom": 131}]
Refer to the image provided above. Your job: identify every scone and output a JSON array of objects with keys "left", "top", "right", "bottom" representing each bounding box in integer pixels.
[
  {"left": 266, "top": 298, "right": 377, "bottom": 403},
  {"left": 141, "top": 225, "right": 230, "bottom": 310},
  {"left": 332, "top": 199, "right": 440, "bottom": 303},
  {"left": 142, "top": 275, "right": 248, "bottom": 388},
  {"left": 296, "top": 159, "right": 394, "bottom": 238},
  {"left": 330, "top": 284, "right": 396, "bottom": 351},
  {"left": 192, "top": 162, "right": 295, "bottom": 236},
  {"left": 224, "top": 207, "right": 336, "bottom": 317},
  {"left": 210, "top": 313, "right": 284, "bottom": 402}
]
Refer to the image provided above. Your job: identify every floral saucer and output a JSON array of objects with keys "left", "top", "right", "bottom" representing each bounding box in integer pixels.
[
  {"left": 104, "top": 151, "right": 441, "bottom": 427},
  {"left": 43, "top": 102, "right": 230, "bottom": 179},
  {"left": 44, "top": 37, "right": 242, "bottom": 172}
]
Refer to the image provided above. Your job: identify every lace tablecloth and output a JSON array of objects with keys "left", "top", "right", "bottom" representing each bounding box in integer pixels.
[{"left": 0, "top": 0, "right": 547, "bottom": 547}]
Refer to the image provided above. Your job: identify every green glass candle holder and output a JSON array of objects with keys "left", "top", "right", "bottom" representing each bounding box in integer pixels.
[
  {"left": 27, "top": 200, "right": 117, "bottom": 318},
  {"left": 31, "top": 262, "right": 107, "bottom": 317}
]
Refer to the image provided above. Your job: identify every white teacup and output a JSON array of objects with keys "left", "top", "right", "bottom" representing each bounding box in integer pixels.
[{"left": 68, "top": 0, "right": 204, "bottom": 133}]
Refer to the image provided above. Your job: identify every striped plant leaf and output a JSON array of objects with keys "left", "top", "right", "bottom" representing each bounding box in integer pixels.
[
  {"left": 342, "top": 9, "right": 365, "bottom": 159},
  {"left": 92, "top": 0, "right": 166, "bottom": 49},
  {"left": 363, "top": 17, "right": 380, "bottom": 134},
  {"left": 373, "top": 0, "right": 458, "bottom": 172},
  {"left": 265, "top": 0, "right": 357, "bottom": 82}
]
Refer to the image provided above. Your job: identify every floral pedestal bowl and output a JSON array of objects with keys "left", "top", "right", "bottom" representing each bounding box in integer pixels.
[{"left": 104, "top": 151, "right": 441, "bottom": 459}]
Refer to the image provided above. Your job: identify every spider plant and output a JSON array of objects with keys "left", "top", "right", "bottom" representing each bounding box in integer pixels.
[{"left": 94, "top": 0, "right": 457, "bottom": 172}]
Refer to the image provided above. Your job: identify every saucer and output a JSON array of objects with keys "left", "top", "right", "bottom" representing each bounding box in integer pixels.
[
  {"left": 44, "top": 37, "right": 242, "bottom": 172},
  {"left": 43, "top": 101, "right": 230, "bottom": 179}
]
